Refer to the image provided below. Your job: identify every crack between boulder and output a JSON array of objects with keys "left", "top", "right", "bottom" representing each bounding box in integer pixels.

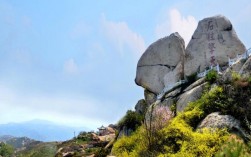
[{"left": 138, "top": 64, "right": 176, "bottom": 70}]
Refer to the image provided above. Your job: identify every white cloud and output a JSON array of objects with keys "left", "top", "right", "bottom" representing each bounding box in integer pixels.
[
  {"left": 155, "top": 8, "right": 197, "bottom": 46},
  {"left": 64, "top": 58, "right": 78, "bottom": 74},
  {"left": 0, "top": 84, "right": 119, "bottom": 129},
  {"left": 101, "top": 14, "right": 146, "bottom": 59}
]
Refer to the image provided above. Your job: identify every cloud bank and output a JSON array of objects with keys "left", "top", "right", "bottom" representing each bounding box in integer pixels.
[{"left": 101, "top": 14, "right": 146, "bottom": 59}]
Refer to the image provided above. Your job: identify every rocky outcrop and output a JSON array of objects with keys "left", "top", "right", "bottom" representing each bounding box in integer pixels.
[
  {"left": 135, "top": 99, "right": 147, "bottom": 114},
  {"left": 184, "top": 15, "right": 246, "bottom": 77},
  {"left": 197, "top": 112, "right": 241, "bottom": 129},
  {"left": 197, "top": 112, "right": 247, "bottom": 138},
  {"left": 118, "top": 126, "right": 133, "bottom": 138},
  {"left": 144, "top": 89, "right": 156, "bottom": 106},
  {"left": 176, "top": 82, "right": 207, "bottom": 112},
  {"left": 135, "top": 32, "right": 185, "bottom": 94},
  {"left": 222, "top": 59, "right": 246, "bottom": 82},
  {"left": 239, "top": 57, "right": 251, "bottom": 78}
]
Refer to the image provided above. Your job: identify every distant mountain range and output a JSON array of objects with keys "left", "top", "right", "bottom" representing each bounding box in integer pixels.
[
  {"left": 0, "top": 119, "right": 89, "bottom": 142},
  {"left": 0, "top": 135, "right": 40, "bottom": 150}
]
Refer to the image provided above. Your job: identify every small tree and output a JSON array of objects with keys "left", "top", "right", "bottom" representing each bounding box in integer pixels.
[
  {"left": 117, "top": 110, "right": 143, "bottom": 131},
  {"left": 145, "top": 105, "right": 173, "bottom": 152}
]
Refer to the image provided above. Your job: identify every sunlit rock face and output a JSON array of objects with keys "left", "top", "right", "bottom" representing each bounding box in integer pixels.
[
  {"left": 184, "top": 15, "right": 246, "bottom": 77},
  {"left": 135, "top": 32, "right": 185, "bottom": 94}
]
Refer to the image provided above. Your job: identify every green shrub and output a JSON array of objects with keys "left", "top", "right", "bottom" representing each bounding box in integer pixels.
[
  {"left": 117, "top": 110, "right": 143, "bottom": 131},
  {"left": 112, "top": 126, "right": 149, "bottom": 157},
  {"left": 215, "top": 135, "right": 251, "bottom": 157},
  {"left": 94, "top": 148, "right": 111, "bottom": 157},
  {"left": 205, "top": 70, "right": 218, "bottom": 84},
  {"left": 0, "top": 142, "right": 14, "bottom": 157},
  {"left": 232, "top": 72, "right": 241, "bottom": 81},
  {"left": 184, "top": 86, "right": 227, "bottom": 127}
]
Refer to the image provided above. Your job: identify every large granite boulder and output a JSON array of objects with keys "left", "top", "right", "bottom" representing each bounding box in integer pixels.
[
  {"left": 197, "top": 112, "right": 247, "bottom": 138},
  {"left": 184, "top": 15, "right": 246, "bottom": 77},
  {"left": 135, "top": 32, "right": 185, "bottom": 94},
  {"left": 197, "top": 112, "right": 241, "bottom": 130}
]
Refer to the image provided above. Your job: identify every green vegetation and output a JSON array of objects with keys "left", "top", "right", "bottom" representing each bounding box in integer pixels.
[
  {"left": 112, "top": 76, "right": 251, "bottom": 157},
  {"left": 0, "top": 142, "right": 14, "bottom": 157},
  {"left": 16, "top": 142, "right": 57, "bottom": 157},
  {"left": 112, "top": 86, "right": 232, "bottom": 156},
  {"left": 216, "top": 135, "right": 251, "bottom": 157},
  {"left": 205, "top": 69, "right": 218, "bottom": 84},
  {"left": 94, "top": 147, "right": 111, "bottom": 157},
  {"left": 117, "top": 110, "right": 144, "bottom": 131}
]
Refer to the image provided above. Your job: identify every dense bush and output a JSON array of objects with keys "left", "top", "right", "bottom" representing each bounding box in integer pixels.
[
  {"left": 117, "top": 110, "right": 144, "bottom": 131},
  {"left": 215, "top": 135, "right": 251, "bottom": 157},
  {"left": 94, "top": 147, "right": 111, "bottom": 157},
  {"left": 205, "top": 70, "right": 218, "bottom": 84},
  {"left": 0, "top": 142, "right": 14, "bottom": 157},
  {"left": 77, "top": 131, "right": 93, "bottom": 141}
]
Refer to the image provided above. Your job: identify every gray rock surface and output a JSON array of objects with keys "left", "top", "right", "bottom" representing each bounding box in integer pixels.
[
  {"left": 183, "top": 77, "right": 206, "bottom": 92},
  {"left": 176, "top": 82, "right": 207, "bottom": 112},
  {"left": 135, "top": 99, "right": 147, "bottom": 114},
  {"left": 197, "top": 112, "right": 244, "bottom": 134},
  {"left": 144, "top": 89, "right": 157, "bottom": 106},
  {"left": 239, "top": 57, "right": 251, "bottom": 78},
  {"left": 223, "top": 59, "right": 246, "bottom": 82},
  {"left": 135, "top": 32, "right": 185, "bottom": 94},
  {"left": 184, "top": 15, "right": 246, "bottom": 77}
]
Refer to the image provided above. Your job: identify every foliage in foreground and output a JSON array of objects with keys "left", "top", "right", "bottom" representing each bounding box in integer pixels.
[
  {"left": 112, "top": 86, "right": 231, "bottom": 157},
  {"left": 216, "top": 135, "right": 251, "bottom": 157},
  {"left": 0, "top": 142, "right": 14, "bottom": 157}
]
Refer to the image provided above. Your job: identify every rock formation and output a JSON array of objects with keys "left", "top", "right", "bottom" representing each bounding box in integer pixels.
[
  {"left": 184, "top": 15, "right": 246, "bottom": 77},
  {"left": 135, "top": 32, "right": 185, "bottom": 94},
  {"left": 133, "top": 14, "right": 250, "bottom": 142}
]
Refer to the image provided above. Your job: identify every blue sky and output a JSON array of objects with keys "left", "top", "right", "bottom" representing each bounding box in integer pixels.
[{"left": 0, "top": 0, "right": 251, "bottom": 130}]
